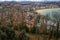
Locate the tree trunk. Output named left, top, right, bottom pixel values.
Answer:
left=55, top=22, right=59, bottom=40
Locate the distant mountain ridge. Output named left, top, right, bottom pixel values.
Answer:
left=0, top=1, right=60, bottom=5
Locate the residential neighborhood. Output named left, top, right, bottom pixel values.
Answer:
left=0, top=1, right=60, bottom=40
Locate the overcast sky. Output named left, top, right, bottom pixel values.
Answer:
left=0, top=0, right=60, bottom=2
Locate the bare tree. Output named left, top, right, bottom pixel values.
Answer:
left=52, top=12, right=60, bottom=40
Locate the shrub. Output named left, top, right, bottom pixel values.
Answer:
left=30, top=26, right=40, bottom=34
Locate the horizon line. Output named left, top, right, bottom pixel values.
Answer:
left=0, top=1, right=60, bottom=2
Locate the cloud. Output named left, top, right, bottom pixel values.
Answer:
left=30, top=0, right=43, bottom=1
left=5, top=0, right=12, bottom=1
left=0, top=0, right=60, bottom=2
